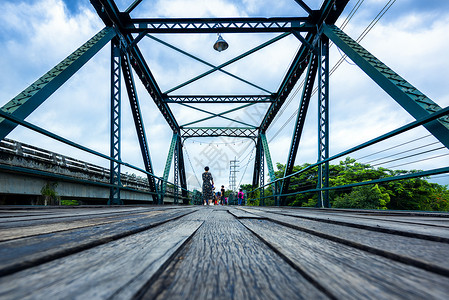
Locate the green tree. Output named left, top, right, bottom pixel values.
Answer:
left=40, top=182, right=60, bottom=206
left=240, top=157, right=449, bottom=211
left=240, top=183, right=258, bottom=206
left=429, top=184, right=449, bottom=211
left=385, top=176, right=445, bottom=211
left=275, top=163, right=319, bottom=207
left=333, top=184, right=390, bottom=209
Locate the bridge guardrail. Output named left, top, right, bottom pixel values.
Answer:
left=0, top=138, right=153, bottom=193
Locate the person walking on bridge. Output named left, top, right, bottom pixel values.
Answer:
left=220, top=185, right=226, bottom=205
left=238, top=188, right=244, bottom=206
left=202, top=166, right=214, bottom=205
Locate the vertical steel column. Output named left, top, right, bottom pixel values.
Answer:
left=252, top=137, right=261, bottom=188
left=173, top=139, right=180, bottom=205
left=317, top=36, right=330, bottom=208
left=260, top=133, right=277, bottom=204
left=259, top=139, right=265, bottom=206
left=161, top=133, right=178, bottom=204
left=109, top=38, right=122, bottom=205
left=176, top=134, right=188, bottom=204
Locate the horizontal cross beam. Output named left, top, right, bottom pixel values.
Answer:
left=164, top=95, right=275, bottom=103
left=127, top=17, right=314, bottom=33
left=181, top=127, right=258, bottom=139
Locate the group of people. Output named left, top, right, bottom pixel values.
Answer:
left=202, top=166, right=245, bottom=206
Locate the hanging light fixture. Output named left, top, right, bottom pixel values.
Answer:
left=213, top=33, right=229, bottom=52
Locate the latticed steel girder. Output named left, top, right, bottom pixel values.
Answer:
left=281, top=53, right=318, bottom=205
left=109, top=39, right=122, bottom=205
left=317, top=37, right=330, bottom=208
left=164, top=95, right=275, bottom=103
left=252, top=138, right=261, bottom=188
left=259, top=0, right=349, bottom=132
left=126, top=45, right=180, bottom=133
left=181, top=127, right=258, bottom=139
left=127, top=17, right=314, bottom=33
left=161, top=133, right=178, bottom=204
left=176, top=134, right=188, bottom=203
left=121, top=51, right=158, bottom=203
left=323, top=24, right=449, bottom=149
left=260, top=134, right=276, bottom=184
left=91, top=0, right=180, bottom=134
left=0, top=27, right=116, bottom=141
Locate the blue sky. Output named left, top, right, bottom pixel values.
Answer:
left=1, top=0, right=448, bottom=191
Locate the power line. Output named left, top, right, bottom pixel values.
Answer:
left=183, top=145, right=202, bottom=189
left=372, top=146, right=446, bottom=167
left=340, top=0, right=365, bottom=30
left=356, top=134, right=432, bottom=160
left=363, top=141, right=439, bottom=165
left=387, top=153, right=449, bottom=169
left=237, top=146, right=256, bottom=188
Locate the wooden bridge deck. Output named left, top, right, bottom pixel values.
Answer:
left=0, top=206, right=448, bottom=299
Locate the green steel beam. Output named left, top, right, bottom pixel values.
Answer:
left=259, top=0, right=349, bottom=133
left=147, top=34, right=271, bottom=94
left=180, top=103, right=257, bottom=128
left=161, top=133, right=178, bottom=204
left=181, top=127, right=258, bottom=139
left=121, top=51, right=158, bottom=204
left=164, top=95, right=275, bottom=103
left=260, top=133, right=276, bottom=183
left=323, top=24, right=449, bottom=149
left=260, top=133, right=277, bottom=204
left=281, top=53, right=318, bottom=205
left=109, top=38, right=122, bottom=205
left=125, top=0, right=142, bottom=13
left=252, top=138, right=260, bottom=188
left=127, top=17, right=313, bottom=33
left=317, top=37, right=330, bottom=208
left=0, top=27, right=116, bottom=141
left=165, top=32, right=290, bottom=94
left=176, top=134, right=188, bottom=203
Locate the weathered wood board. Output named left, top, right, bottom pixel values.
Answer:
left=238, top=207, right=449, bottom=273
left=137, top=208, right=327, bottom=300
left=0, top=205, right=447, bottom=299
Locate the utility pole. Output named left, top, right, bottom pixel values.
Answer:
left=229, top=158, right=239, bottom=192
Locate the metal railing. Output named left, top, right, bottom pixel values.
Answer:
left=0, top=110, right=193, bottom=204
left=248, top=106, right=449, bottom=206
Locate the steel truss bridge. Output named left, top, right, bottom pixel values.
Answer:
left=0, top=0, right=448, bottom=206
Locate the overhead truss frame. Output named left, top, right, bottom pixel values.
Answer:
left=2, top=0, right=445, bottom=207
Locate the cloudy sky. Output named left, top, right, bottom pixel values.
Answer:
left=1, top=0, right=449, bottom=192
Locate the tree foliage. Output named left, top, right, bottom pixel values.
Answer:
left=265, top=157, right=449, bottom=211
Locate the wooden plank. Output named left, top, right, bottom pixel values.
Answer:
left=0, top=210, right=170, bottom=241
left=239, top=207, right=449, bottom=275
left=240, top=219, right=449, bottom=299
left=243, top=207, right=449, bottom=242
left=294, top=210, right=449, bottom=228
left=0, top=206, right=164, bottom=225
left=0, top=212, right=203, bottom=299
left=227, top=207, right=267, bottom=219
left=0, top=208, right=197, bottom=276
left=137, top=207, right=328, bottom=300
